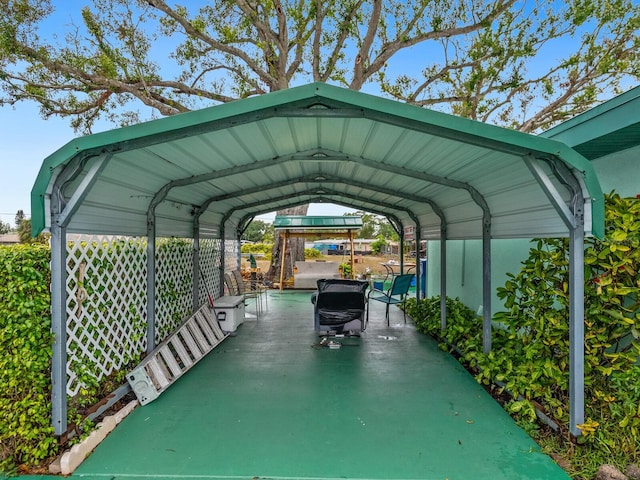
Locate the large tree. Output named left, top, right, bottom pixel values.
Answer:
left=1, top=0, right=638, bottom=273
left=2, top=0, right=638, bottom=133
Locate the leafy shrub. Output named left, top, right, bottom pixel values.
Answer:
left=304, top=248, right=322, bottom=259
left=241, top=242, right=272, bottom=260
left=406, top=295, right=483, bottom=352
left=0, top=244, right=57, bottom=473
left=371, top=235, right=387, bottom=254
left=407, top=193, right=640, bottom=479
left=0, top=237, right=209, bottom=474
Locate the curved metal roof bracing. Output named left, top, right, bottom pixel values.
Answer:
left=32, top=82, right=604, bottom=241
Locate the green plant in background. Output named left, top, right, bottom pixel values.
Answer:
left=406, top=193, right=640, bottom=479
left=0, top=244, right=57, bottom=473
left=304, top=248, right=323, bottom=259
left=370, top=235, right=387, bottom=255
left=339, top=262, right=352, bottom=277
left=241, top=242, right=273, bottom=254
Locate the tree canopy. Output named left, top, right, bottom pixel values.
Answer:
left=241, top=219, right=272, bottom=243
left=346, top=211, right=400, bottom=240
left=1, top=0, right=638, bottom=134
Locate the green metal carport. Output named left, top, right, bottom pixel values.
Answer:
left=31, top=82, right=603, bottom=438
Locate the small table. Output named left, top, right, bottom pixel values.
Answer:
left=380, top=262, right=416, bottom=283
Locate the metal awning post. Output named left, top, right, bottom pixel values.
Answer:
left=440, top=225, right=447, bottom=332
left=48, top=153, right=112, bottom=436
left=482, top=216, right=492, bottom=354
left=399, top=229, right=405, bottom=270
left=50, top=220, right=68, bottom=436
left=523, top=154, right=586, bottom=437
left=146, top=214, right=156, bottom=354
left=219, top=222, right=226, bottom=297
left=569, top=221, right=585, bottom=437
left=415, top=226, right=422, bottom=299
left=349, top=230, right=355, bottom=279
left=192, top=214, right=200, bottom=312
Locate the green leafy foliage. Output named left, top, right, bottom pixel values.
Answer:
left=370, top=236, right=387, bottom=255
left=241, top=220, right=272, bottom=243
left=0, top=244, right=56, bottom=473
left=339, top=262, right=352, bottom=277
left=241, top=242, right=273, bottom=259
left=17, top=219, right=48, bottom=244
left=0, top=238, right=205, bottom=473
left=406, top=193, right=640, bottom=478
left=304, top=248, right=322, bottom=259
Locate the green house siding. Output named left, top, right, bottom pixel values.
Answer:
left=427, top=239, right=532, bottom=313
left=436, top=86, right=640, bottom=313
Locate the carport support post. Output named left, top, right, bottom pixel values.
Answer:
left=415, top=228, right=421, bottom=299
left=440, top=226, right=447, bottom=332
left=146, top=217, right=156, bottom=354
left=482, top=217, right=492, bottom=353
left=220, top=223, right=226, bottom=296
left=523, top=154, right=586, bottom=436
left=192, top=216, right=200, bottom=312
left=569, top=222, right=585, bottom=437
left=50, top=220, right=68, bottom=436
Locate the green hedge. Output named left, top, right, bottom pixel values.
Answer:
left=0, top=244, right=57, bottom=473
left=0, top=238, right=209, bottom=473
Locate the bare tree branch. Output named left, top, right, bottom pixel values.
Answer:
left=1, top=0, right=637, bottom=134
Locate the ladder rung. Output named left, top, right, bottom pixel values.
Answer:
left=193, top=311, right=219, bottom=346
left=186, top=318, right=211, bottom=351
left=146, top=357, right=171, bottom=389
left=169, top=336, right=194, bottom=368
left=178, top=326, right=203, bottom=360
left=158, top=345, right=183, bottom=377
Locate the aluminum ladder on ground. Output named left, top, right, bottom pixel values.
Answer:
left=127, top=304, right=228, bottom=405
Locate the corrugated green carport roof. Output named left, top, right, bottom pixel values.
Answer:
left=31, top=82, right=603, bottom=240
left=273, top=215, right=362, bottom=230
left=541, top=84, right=640, bottom=160
left=35, top=82, right=602, bottom=439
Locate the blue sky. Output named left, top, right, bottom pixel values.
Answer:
left=0, top=103, right=72, bottom=226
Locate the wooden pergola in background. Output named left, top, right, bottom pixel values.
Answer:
left=273, top=215, right=362, bottom=290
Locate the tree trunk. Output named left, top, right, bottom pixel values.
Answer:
left=265, top=204, right=309, bottom=283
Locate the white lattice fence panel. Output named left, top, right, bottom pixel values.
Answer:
left=224, top=240, right=239, bottom=272
left=66, top=236, right=147, bottom=396
left=155, top=238, right=194, bottom=343
left=198, top=239, right=222, bottom=304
